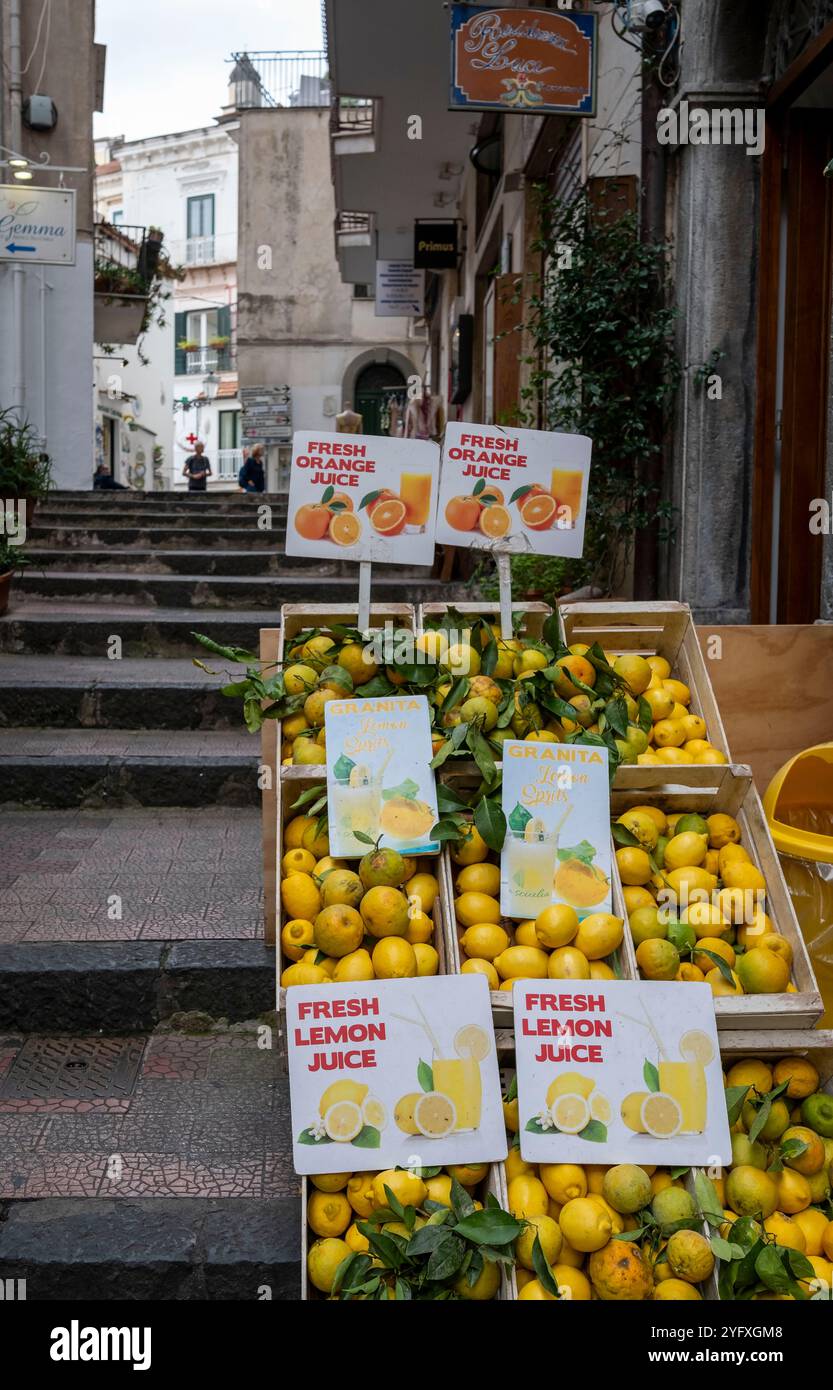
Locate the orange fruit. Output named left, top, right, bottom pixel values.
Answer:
left=366, top=487, right=397, bottom=515
left=519, top=492, right=558, bottom=530
left=478, top=504, right=511, bottom=538
left=477, top=484, right=504, bottom=504
left=326, top=491, right=354, bottom=512
left=295, top=503, right=331, bottom=540
left=445, top=495, right=481, bottom=531
left=329, top=511, right=362, bottom=546
left=370, top=497, right=407, bottom=536
left=556, top=654, right=596, bottom=697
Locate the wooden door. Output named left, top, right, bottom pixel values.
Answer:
left=493, top=271, right=523, bottom=425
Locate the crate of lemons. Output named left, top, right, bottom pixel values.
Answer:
left=304, top=1159, right=522, bottom=1301
left=699, top=1052, right=833, bottom=1300
left=447, top=822, right=628, bottom=995
left=501, top=1077, right=714, bottom=1300
left=613, top=805, right=797, bottom=997
left=280, top=804, right=442, bottom=987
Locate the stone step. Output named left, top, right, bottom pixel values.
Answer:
left=0, top=603, right=275, bottom=657
left=0, top=657, right=248, bottom=730
left=25, top=525, right=285, bottom=550
left=23, top=547, right=436, bottom=579
left=0, top=1197, right=299, bottom=1301
left=0, top=729, right=260, bottom=807
left=46, top=490, right=288, bottom=503
left=15, top=570, right=452, bottom=609
left=31, top=507, right=288, bottom=529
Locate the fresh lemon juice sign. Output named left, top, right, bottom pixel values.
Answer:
left=286, top=431, right=439, bottom=565
left=500, top=740, right=612, bottom=921
left=513, top=981, right=730, bottom=1165
left=325, top=694, right=440, bottom=858
left=286, top=976, right=508, bottom=1174
left=435, top=423, right=591, bottom=558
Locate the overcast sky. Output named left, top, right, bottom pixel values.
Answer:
left=94, top=0, right=324, bottom=141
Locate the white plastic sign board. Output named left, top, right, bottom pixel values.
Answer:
left=500, top=740, right=612, bottom=921
left=285, top=431, right=439, bottom=565
left=0, top=185, right=76, bottom=265
left=287, top=976, right=508, bottom=1174
left=375, top=259, right=425, bottom=316
left=513, top=980, right=731, bottom=1166
left=324, top=694, right=439, bottom=858
left=435, top=422, right=591, bottom=557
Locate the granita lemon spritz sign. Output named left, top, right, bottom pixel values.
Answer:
left=285, top=431, right=439, bottom=566
left=513, top=981, right=730, bottom=1166
left=286, top=976, right=507, bottom=1174
left=500, top=740, right=612, bottom=921
left=324, top=694, right=440, bottom=858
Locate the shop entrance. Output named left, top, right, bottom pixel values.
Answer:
left=353, top=362, right=406, bottom=436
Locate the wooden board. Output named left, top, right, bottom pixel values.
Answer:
left=696, top=625, right=833, bottom=792
left=612, top=765, right=823, bottom=1030
left=419, top=600, right=552, bottom=641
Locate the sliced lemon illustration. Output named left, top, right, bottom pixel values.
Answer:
left=323, top=1099, right=364, bottom=1142
left=348, top=763, right=372, bottom=788
left=546, top=1071, right=595, bottom=1108
left=524, top=816, right=548, bottom=843
left=678, top=1029, right=715, bottom=1066
left=550, top=1092, right=591, bottom=1134
left=453, top=1023, right=490, bottom=1061
left=640, top=1092, right=682, bottom=1139
left=318, top=1080, right=368, bottom=1118
left=362, top=1095, right=387, bottom=1130
left=589, top=1092, right=611, bottom=1124
left=414, top=1091, right=457, bottom=1138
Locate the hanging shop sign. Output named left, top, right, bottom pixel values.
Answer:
left=285, top=431, right=440, bottom=566
left=435, top=421, right=591, bottom=559
left=500, top=739, right=612, bottom=922
left=287, top=975, right=508, bottom=1174
left=414, top=220, right=459, bottom=270
left=449, top=5, right=597, bottom=117
left=375, top=260, right=425, bottom=317
left=514, top=980, right=732, bottom=1166
left=0, top=185, right=76, bottom=265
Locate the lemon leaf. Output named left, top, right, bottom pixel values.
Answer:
left=724, top=1084, right=750, bottom=1126
left=352, top=1125, right=381, bottom=1148
left=417, top=1058, right=434, bottom=1093
left=332, top=753, right=356, bottom=782
left=694, top=1172, right=725, bottom=1227
left=532, top=1234, right=560, bottom=1296
left=473, top=795, right=506, bottom=853
left=577, top=1119, right=607, bottom=1142
left=643, top=1059, right=660, bottom=1093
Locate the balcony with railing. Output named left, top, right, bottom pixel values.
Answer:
left=227, top=50, right=329, bottom=109
left=182, top=345, right=233, bottom=375
left=168, top=231, right=237, bottom=269
left=217, top=448, right=244, bottom=481
left=331, top=96, right=377, bottom=155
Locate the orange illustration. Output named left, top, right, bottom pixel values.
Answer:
left=329, top=511, right=362, bottom=546
left=519, top=492, right=558, bottom=530
left=365, top=487, right=397, bottom=516
left=326, top=491, right=354, bottom=512
left=445, top=495, right=482, bottom=531
left=478, top=504, right=511, bottom=538
left=295, top=503, right=331, bottom=540
left=370, top=497, right=407, bottom=536
left=480, top=485, right=504, bottom=505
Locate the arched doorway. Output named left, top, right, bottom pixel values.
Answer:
left=353, top=361, right=406, bottom=436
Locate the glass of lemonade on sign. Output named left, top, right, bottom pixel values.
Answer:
left=400, top=473, right=432, bottom=533
left=330, top=764, right=381, bottom=855
left=658, top=1061, right=707, bottom=1135
left=432, top=1054, right=482, bottom=1131
left=507, top=817, right=558, bottom=918
left=550, top=468, right=584, bottom=528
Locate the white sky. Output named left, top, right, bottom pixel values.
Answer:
left=94, top=0, right=324, bottom=141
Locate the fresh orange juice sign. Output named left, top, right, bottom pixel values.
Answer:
left=286, top=976, right=507, bottom=1174
left=435, top=422, right=590, bottom=557
left=513, top=981, right=730, bottom=1165
left=286, top=431, right=440, bottom=565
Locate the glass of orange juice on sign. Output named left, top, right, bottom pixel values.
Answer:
left=550, top=469, right=584, bottom=528
left=432, top=1054, right=482, bottom=1131
left=658, top=1061, right=707, bottom=1134
left=400, top=473, right=432, bottom=533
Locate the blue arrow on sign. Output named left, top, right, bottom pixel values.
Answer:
left=6, top=243, right=36, bottom=254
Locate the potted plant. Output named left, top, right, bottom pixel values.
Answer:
left=208, top=335, right=230, bottom=349
left=177, top=338, right=199, bottom=352
left=0, top=535, right=30, bottom=616
left=0, top=407, right=53, bottom=526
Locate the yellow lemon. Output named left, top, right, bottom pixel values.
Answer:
left=616, top=846, right=653, bottom=886
left=450, top=824, right=489, bottom=865
left=281, top=847, right=316, bottom=876
left=280, top=872, right=321, bottom=921
left=540, top=1164, right=587, bottom=1204
left=772, top=1056, right=820, bottom=1099
left=653, top=718, right=687, bottom=748
left=460, top=923, right=511, bottom=961
left=313, top=903, right=364, bottom=957
left=284, top=662, right=318, bottom=695
left=344, top=1222, right=369, bottom=1254
left=404, top=910, right=434, bottom=944
left=662, top=678, right=691, bottom=705
left=461, top=957, right=499, bottom=989
left=320, top=868, right=364, bottom=909
left=663, top=831, right=708, bottom=871
left=707, top=813, right=742, bottom=848
left=360, top=885, right=410, bottom=938
left=681, top=901, right=729, bottom=939
left=590, top=961, right=616, bottom=980
left=573, top=912, right=624, bottom=960
left=559, top=1196, right=612, bottom=1252
left=722, top=861, right=767, bottom=894
left=372, top=1169, right=426, bottom=1210
left=793, top=1207, right=830, bottom=1256
left=280, top=917, right=315, bottom=961
left=508, top=1174, right=549, bottom=1218
left=332, top=948, right=375, bottom=982
left=775, top=1168, right=812, bottom=1215
left=307, top=1189, right=352, bottom=1238
left=515, top=1213, right=563, bottom=1270
left=280, top=962, right=328, bottom=987
left=346, top=1173, right=376, bottom=1217
left=455, top=891, right=501, bottom=927
left=613, top=654, right=652, bottom=694
left=307, top=1237, right=351, bottom=1293
left=371, top=937, right=417, bottom=979
left=763, top=1213, right=807, bottom=1253
left=442, top=642, right=481, bottom=677
left=405, top=871, right=439, bottom=914
left=455, top=862, right=501, bottom=896
left=494, top=945, right=549, bottom=980
left=515, top=920, right=539, bottom=947
left=623, top=885, right=656, bottom=913
left=653, top=1278, right=702, bottom=1301
left=706, top=966, right=744, bottom=996
left=617, top=809, right=660, bottom=849
left=547, top=946, right=590, bottom=979
left=535, top=902, right=579, bottom=948
left=413, top=943, right=439, bottom=976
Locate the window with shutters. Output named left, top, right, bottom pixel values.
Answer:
left=175, top=304, right=232, bottom=375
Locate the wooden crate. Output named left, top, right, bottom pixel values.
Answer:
left=301, top=1162, right=516, bottom=1300
left=275, top=768, right=450, bottom=1069
left=703, top=1031, right=833, bottom=1300
left=611, top=764, right=823, bottom=1029
left=559, top=600, right=731, bottom=763
left=439, top=769, right=638, bottom=1025
left=418, top=599, right=551, bottom=641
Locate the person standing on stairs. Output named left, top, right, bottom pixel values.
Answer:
left=182, top=441, right=212, bottom=492
left=238, top=442, right=266, bottom=493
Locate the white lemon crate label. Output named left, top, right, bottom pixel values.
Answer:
left=287, top=976, right=508, bottom=1174
left=500, top=740, right=612, bottom=921
left=435, top=422, right=591, bottom=558
left=325, top=693, right=440, bottom=859
left=513, top=981, right=731, bottom=1166
left=285, top=431, right=439, bottom=565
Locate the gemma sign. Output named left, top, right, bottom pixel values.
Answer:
left=0, top=185, right=76, bottom=265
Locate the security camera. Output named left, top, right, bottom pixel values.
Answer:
left=629, top=1, right=668, bottom=31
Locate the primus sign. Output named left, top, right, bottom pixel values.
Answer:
left=449, top=4, right=597, bottom=117
left=0, top=186, right=76, bottom=265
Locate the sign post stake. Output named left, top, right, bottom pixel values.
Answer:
left=357, top=559, right=372, bottom=633
left=497, top=551, right=513, bottom=639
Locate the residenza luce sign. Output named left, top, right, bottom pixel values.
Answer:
left=449, top=4, right=597, bottom=117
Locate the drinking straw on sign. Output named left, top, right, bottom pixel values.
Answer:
left=389, top=999, right=442, bottom=1056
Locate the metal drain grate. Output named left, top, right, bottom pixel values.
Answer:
left=0, top=1037, right=145, bottom=1100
